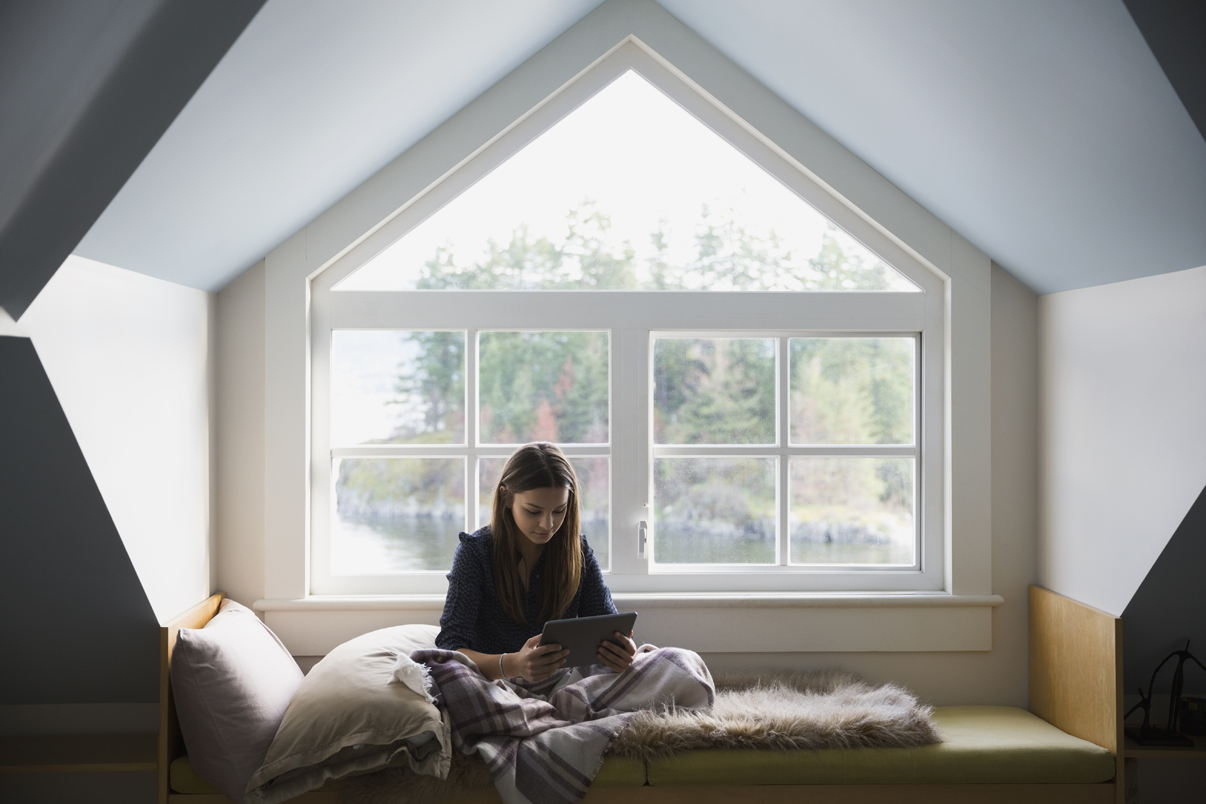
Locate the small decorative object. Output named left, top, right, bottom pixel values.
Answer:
left=1125, top=640, right=1206, bottom=747
left=1178, top=696, right=1206, bottom=737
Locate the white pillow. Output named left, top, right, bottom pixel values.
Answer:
left=171, top=599, right=304, bottom=804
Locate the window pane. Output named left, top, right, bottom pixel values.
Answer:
left=331, top=331, right=465, bottom=445
left=654, top=338, right=776, bottom=444
left=331, top=458, right=465, bottom=573
left=478, top=331, right=608, bottom=444
left=479, top=456, right=609, bottom=570
left=789, top=458, right=914, bottom=565
left=338, top=70, right=916, bottom=293
left=789, top=337, right=914, bottom=445
left=654, top=458, right=776, bottom=564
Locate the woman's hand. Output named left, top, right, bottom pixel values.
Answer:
left=507, top=635, right=569, bottom=681
left=597, top=631, right=637, bottom=673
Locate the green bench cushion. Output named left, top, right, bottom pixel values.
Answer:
left=170, top=755, right=224, bottom=794
left=171, top=755, right=341, bottom=794
left=170, top=754, right=645, bottom=794
left=645, top=706, right=1116, bottom=786
left=591, top=756, right=647, bottom=786
left=173, top=707, right=1113, bottom=793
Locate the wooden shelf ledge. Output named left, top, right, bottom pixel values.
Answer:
left=1123, top=733, right=1206, bottom=759
left=0, top=734, right=157, bottom=773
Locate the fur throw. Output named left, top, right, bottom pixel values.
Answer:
left=339, top=669, right=939, bottom=804
left=608, top=668, right=939, bottom=759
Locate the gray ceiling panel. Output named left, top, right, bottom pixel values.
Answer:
left=0, top=0, right=266, bottom=318
left=1124, top=0, right=1206, bottom=143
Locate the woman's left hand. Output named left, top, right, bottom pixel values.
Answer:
left=597, top=631, right=637, bottom=673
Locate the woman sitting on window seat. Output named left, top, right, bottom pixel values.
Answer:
left=415, top=441, right=714, bottom=804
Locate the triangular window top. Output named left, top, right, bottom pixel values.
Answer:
left=338, top=70, right=917, bottom=292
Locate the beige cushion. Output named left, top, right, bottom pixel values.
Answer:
left=245, top=625, right=450, bottom=804
left=171, top=599, right=304, bottom=804
left=646, top=706, right=1116, bottom=786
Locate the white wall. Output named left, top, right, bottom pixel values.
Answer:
left=1039, top=264, right=1206, bottom=616
left=206, top=0, right=1039, bottom=704
left=235, top=263, right=1039, bottom=706
left=20, top=256, right=215, bottom=624
left=216, top=261, right=266, bottom=608
left=210, top=0, right=1033, bottom=703
left=254, top=0, right=996, bottom=661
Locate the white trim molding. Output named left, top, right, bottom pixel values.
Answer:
left=255, top=594, right=1003, bottom=655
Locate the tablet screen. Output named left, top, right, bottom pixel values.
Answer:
left=539, top=612, right=638, bottom=668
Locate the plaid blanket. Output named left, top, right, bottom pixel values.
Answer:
left=410, top=647, right=714, bottom=804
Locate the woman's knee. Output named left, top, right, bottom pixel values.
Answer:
left=639, top=645, right=705, bottom=668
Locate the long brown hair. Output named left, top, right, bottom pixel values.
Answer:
left=491, top=442, right=582, bottom=625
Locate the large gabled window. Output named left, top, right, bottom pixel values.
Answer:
left=309, top=42, right=944, bottom=596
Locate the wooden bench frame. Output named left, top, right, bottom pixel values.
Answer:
left=160, top=586, right=1124, bottom=804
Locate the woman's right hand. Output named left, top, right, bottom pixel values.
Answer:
left=506, top=635, right=569, bottom=681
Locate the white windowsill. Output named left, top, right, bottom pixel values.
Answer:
left=253, top=594, right=1002, bottom=656
left=253, top=593, right=1003, bottom=611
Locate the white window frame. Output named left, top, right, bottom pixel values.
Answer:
left=307, top=42, right=946, bottom=597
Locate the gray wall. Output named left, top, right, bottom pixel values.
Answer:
left=0, top=336, right=158, bottom=705
left=1121, top=485, right=1206, bottom=804
left=1123, top=483, right=1206, bottom=696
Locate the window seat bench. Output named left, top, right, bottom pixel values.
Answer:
left=168, top=705, right=1115, bottom=801
left=159, top=587, right=1125, bottom=804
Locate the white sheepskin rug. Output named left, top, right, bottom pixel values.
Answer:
left=340, top=669, right=938, bottom=803
left=608, top=668, right=939, bottom=759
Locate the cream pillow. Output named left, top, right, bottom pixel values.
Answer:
left=244, top=624, right=449, bottom=804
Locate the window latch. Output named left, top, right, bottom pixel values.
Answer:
left=638, top=520, right=647, bottom=558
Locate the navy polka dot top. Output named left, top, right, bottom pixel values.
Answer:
left=435, top=526, right=617, bottom=655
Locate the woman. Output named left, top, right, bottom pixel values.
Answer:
left=435, top=442, right=637, bottom=681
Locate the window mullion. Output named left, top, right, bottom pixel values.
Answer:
left=779, top=336, right=790, bottom=566
left=652, top=444, right=916, bottom=457
left=466, top=328, right=478, bottom=535
left=609, top=327, right=647, bottom=577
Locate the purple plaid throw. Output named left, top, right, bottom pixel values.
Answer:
left=411, top=647, right=713, bottom=804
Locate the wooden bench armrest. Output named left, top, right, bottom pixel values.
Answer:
left=1028, top=585, right=1122, bottom=803
left=159, top=593, right=225, bottom=804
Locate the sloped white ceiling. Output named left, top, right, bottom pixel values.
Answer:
left=75, top=0, right=607, bottom=291
left=656, top=0, right=1206, bottom=294
left=75, top=0, right=1206, bottom=295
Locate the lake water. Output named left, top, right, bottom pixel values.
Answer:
left=331, top=514, right=610, bottom=574
left=655, top=524, right=913, bottom=565
left=331, top=514, right=908, bottom=574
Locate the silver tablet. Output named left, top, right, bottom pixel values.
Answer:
left=539, top=611, right=638, bottom=668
